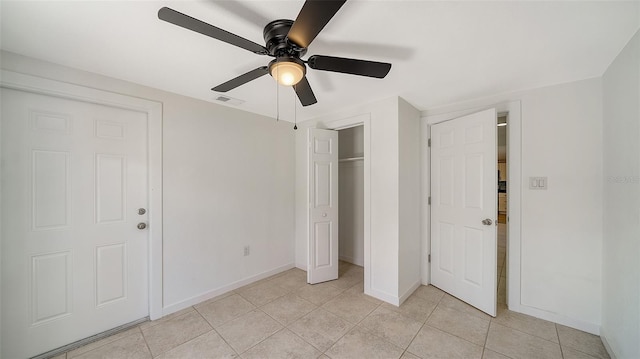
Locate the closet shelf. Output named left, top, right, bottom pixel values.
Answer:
left=339, top=156, right=364, bottom=162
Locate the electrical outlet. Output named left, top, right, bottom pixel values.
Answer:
left=529, top=177, right=548, bottom=190
left=243, top=246, right=250, bottom=256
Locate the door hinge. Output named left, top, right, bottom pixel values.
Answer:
left=428, top=254, right=431, bottom=263
left=428, top=196, right=431, bottom=205
left=428, top=138, right=431, bottom=147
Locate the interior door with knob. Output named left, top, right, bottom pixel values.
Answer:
left=307, top=128, right=339, bottom=284
left=1, top=88, right=150, bottom=358
left=430, top=108, right=497, bottom=316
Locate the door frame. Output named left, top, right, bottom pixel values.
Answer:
left=0, top=70, right=164, bottom=320
left=317, top=113, right=372, bottom=296
left=421, top=100, right=522, bottom=310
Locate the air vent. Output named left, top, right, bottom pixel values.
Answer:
left=214, top=95, right=245, bottom=106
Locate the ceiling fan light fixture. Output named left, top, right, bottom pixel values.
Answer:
left=269, top=57, right=306, bottom=86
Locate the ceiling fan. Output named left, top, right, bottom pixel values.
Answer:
left=158, top=0, right=392, bottom=107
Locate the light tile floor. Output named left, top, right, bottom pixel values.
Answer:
left=51, top=232, right=608, bottom=359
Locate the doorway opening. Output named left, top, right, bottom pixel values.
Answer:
left=337, top=125, right=365, bottom=288
left=497, top=113, right=508, bottom=306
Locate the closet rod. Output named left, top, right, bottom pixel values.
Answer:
left=339, top=156, right=364, bottom=162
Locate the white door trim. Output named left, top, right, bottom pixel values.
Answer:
left=0, top=69, right=164, bottom=320
left=422, top=100, right=522, bottom=310
left=321, top=114, right=373, bottom=297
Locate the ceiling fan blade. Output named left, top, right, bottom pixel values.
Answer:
left=158, top=7, right=268, bottom=55
left=212, top=66, right=269, bottom=92
left=287, top=0, right=346, bottom=48
left=308, top=55, right=391, bottom=78
left=293, top=77, right=318, bottom=106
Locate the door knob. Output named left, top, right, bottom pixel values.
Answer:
left=482, top=218, right=493, bottom=226
left=137, top=222, right=147, bottom=230
left=138, top=208, right=146, bottom=215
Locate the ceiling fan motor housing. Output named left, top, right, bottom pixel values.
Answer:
left=263, top=19, right=307, bottom=58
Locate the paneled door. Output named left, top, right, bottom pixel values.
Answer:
left=1, top=88, right=149, bottom=358
left=307, top=128, right=339, bottom=284
left=430, top=108, right=497, bottom=316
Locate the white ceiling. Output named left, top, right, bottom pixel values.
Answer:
left=1, top=1, right=638, bottom=122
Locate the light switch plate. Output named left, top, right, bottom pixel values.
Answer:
left=529, top=177, right=548, bottom=190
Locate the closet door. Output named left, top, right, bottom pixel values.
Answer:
left=307, top=128, right=339, bottom=284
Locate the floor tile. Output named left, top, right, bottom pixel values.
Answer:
left=325, top=326, right=404, bottom=359
left=296, top=282, right=345, bottom=306
left=485, top=322, right=562, bottom=359
left=382, top=294, right=438, bottom=323
left=483, top=348, right=512, bottom=359
left=236, top=280, right=289, bottom=306
left=288, top=308, right=354, bottom=352
left=562, top=346, right=602, bottom=359
left=141, top=310, right=212, bottom=357
left=241, top=328, right=321, bottom=359
left=400, top=352, right=421, bottom=359
left=321, top=291, right=379, bottom=324
left=426, top=305, right=490, bottom=346
left=139, top=307, right=194, bottom=331
left=73, top=331, right=151, bottom=359
left=359, top=306, right=423, bottom=349
left=438, top=294, right=492, bottom=321
left=216, top=309, right=282, bottom=354
left=497, top=277, right=506, bottom=304
left=407, top=325, right=483, bottom=359
left=195, top=293, right=255, bottom=327
left=268, top=268, right=308, bottom=292
left=327, top=268, right=364, bottom=290
left=493, top=304, right=558, bottom=343
left=190, top=291, right=236, bottom=311
left=155, top=331, right=237, bottom=359
left=338, top=262, right=363, bottom=277
left=412, top=285, right=445, bottom=303
left=261, top=293, right=317, bottom=325
left=344, top=282, right=383, bottom=305
left=557, top=325, right=610, bottom=359
left=67, top=327, right=141, bottom=358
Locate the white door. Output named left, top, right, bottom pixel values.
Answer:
left=430, top=108, right=497, bottom=316
left=1, top=88, right=150, bottom=358
left=307, top=128, right=339, bottom=284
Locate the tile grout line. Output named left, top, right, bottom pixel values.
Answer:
left=490, top=318, right=564, bottom=347
left=482, top=316, right=493, bottom=358
left=138, top=323, right=156, bottom=358
left=556, top=323, right=565, bottom=359
left=148, top=307, right=215, bottom=358
left=401, top=290, right=446, bottom=358
left=192, top=306, right=241, bottom=358
left=314, top=285, right=387, bottom=357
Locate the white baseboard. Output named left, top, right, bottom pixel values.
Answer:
left=399, top=280, right=422, bottom=305
left=160, top=263, right=295, bottom=317
left=599, top=327, right=618, bottom=359
left=366, top=286, right=401, bottom=306
left=507, top=302, right=600, bottom=335
left=339, top=255, right=364, bottom=267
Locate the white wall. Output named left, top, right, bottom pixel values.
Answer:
left=421, top=77, right=604, bottom=333
left=601, top=29, right=640, bottom=359
left=398, top=98, right=422, bottom=299
left=295, top=97, right=421, bottom=305
left=0, top=51, right=296, bottom=315
left=295, top=97, right=400, bottom=302
left=519, top=78, right=603, bottom=330
left=338, top=126, right=365, bottom=266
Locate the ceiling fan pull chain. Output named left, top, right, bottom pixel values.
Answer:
left=294, top=92, right=298, bottom=130
left=276, top=65, right=280, bottom=122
